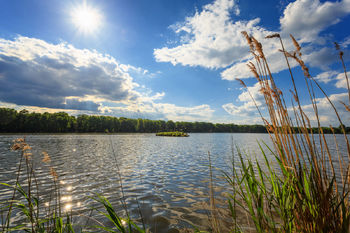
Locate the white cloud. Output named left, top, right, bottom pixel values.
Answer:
left=154, top=0, right=263, bottom=69
left=0, top=36, right=139, bottom=111
left=120, top=64, right=149, bottom=75
left=342, top=36, right=350, bottom=48
left=99, top=102, right=215, bottom=122
left=154, top=0, right=350, bottom=81
left=314, top=70, right=339, bottom=83
left=315, top=70, right=350, bottom=89
left=280, top=0, right=350, bottom=42
left=298, top=92, right=350, bottom=126
left=0, top=36, right=216, bottom=122
left=222, top=79, right=350, bottom=126
left=335, top=72, right=350, bottom=89
left=221, top=49, right=299, bottom=80
left=222, top=82, right=264, bottom=117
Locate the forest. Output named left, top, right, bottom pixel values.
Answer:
left=0, top=108, right=348, bottom=134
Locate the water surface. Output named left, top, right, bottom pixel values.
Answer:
left=0, top=133, right=348, bottom=232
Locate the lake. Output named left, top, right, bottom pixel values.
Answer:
left=0, top=133, right=348, bottom=232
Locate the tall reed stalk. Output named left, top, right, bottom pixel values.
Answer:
left=227, top=32, right=350, bottom=232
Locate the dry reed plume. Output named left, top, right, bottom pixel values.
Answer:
left=228, top=32, right=350, bottom=233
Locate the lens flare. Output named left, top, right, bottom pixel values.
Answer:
left=71, top=4, right=102, bottom=33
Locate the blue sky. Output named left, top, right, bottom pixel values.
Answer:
left=0, top=0, right=349, bottom=125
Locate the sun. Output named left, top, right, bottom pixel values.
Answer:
left=71, top=4, right=102, bottom=33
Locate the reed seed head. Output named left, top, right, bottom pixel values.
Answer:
left=42, top=151, right=51, bottom=163
left=290, top=34, right=302, bottom=56
left=50, top=167, right=58, bottom=181
left=340, top=101, right=350, bottom=112
left=11, top=138, right=29, bottom=151
left=265, top=33, right=280, bottom=39
left=251, top=36, right=264, bottom=58
left=334, top=42, right=340, bottom=51
left=247, top=62, right=260, bottom=81
left=242, top=31, right=254, bottom=51
left=236, top=78, right=247, bottom=88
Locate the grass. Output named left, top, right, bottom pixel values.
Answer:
left=1, top=138, right=75, bottom=232
left=1, top=33, right=350, bottom=232
left=156, top=131, right=189, bottom=137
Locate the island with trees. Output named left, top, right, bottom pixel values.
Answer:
left=156, top=131, right=189, bottom=137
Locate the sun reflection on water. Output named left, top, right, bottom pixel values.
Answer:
left=64, top=203, right=72, bottom=212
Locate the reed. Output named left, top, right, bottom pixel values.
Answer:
left=1, top=138, right=75, bottom=232
left=225, top=32, right=350, bottom=232
left=0, top=138, right=146, bottom=233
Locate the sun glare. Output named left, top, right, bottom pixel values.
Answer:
left=71, top=4, right=102, bottom=33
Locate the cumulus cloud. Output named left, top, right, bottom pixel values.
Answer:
left=222, top=79, right=350, bottom=126
left=298, top=93, right=350, bottom=125
left=222, top=82, right=264, bottom=117
left=315, top=70, right=350, bottom=89
left=335, top=72, right=350, bottom=89
left=154, top=0, right=264, bottom=69
left=154, top=0, right=350, bottom=81
left=0, top=36, right=139, bottom=111
left=120, top=64, right=150, bottom=76
left=98, top=102, right=215, bottom=122
left=280, top=0, right=350, bottom=42
left=314, top=70, right=339, bottom=83
left=0, top=36, right=216, bottom=122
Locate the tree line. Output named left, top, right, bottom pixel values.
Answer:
left=0, top=108, right=348, bottom=134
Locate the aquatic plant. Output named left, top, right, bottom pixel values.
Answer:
left=1, top=138, right=75, bottom=232
left=0, top=138, right=145, bottom=233
left=223, top=33, right=350, bottom=232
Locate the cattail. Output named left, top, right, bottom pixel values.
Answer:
left=42, top=151, right=51, bottom=163
left=265, top=33, right=280, bottom=39
left=290, top=34, right=302, bottom=57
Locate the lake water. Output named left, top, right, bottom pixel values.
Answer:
left=0, top=133, right=348, bottom=232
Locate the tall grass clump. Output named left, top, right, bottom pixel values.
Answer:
left=225, top=33, right=350, bottom=232
left=0, top=138, right=75, bottom=232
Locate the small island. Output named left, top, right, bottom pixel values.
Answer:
left=156, top=131, right=189, bottom=137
